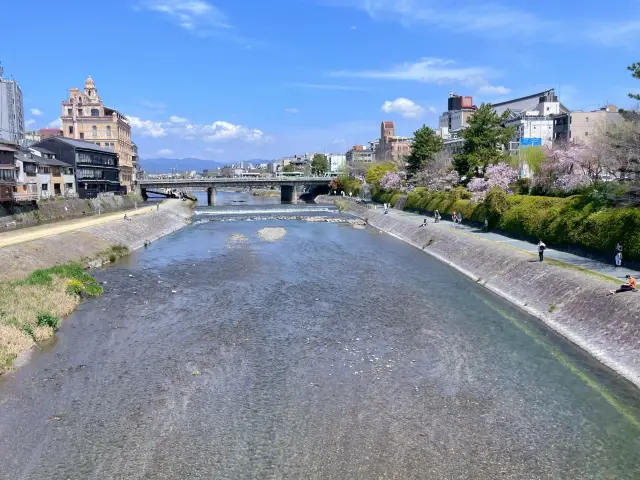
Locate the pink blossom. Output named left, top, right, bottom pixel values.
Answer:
left=467, top=163, right=518, bottom=201
left=380, top=171, right=403, bottom=189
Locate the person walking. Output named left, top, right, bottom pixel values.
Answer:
left=434, top=210, right=441, bottom=223
left=615, top=243, right=623, bottom=267
left=484, top=218, right=489, bottom=232
left=452, top=211, right=457, bottom=224
left=538, top=240, right=546, bottom=261
left=457, top=212, right=463, bottom=224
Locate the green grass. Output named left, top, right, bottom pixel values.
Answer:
left=36, top=312, right=61, bottom=329
left=16, top=263, right=95, bottom=287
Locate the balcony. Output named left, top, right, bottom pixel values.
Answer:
left=13, top=192, right=38, bottom=202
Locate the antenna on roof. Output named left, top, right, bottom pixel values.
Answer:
left=0, top=61, right=3, bottom=78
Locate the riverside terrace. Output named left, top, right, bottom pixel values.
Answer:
left=139, top=177, right=332, bottom=204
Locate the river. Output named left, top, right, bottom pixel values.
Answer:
left=0, top=192, right=639, bottom=479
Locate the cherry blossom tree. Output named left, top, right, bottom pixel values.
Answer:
left=412, top=169, right=460, bottom=191
left=539, top=145, right=594, bottom=192
left=379, top=171, right=403, bottom=190
left=466, top=163, right=518, bottom=201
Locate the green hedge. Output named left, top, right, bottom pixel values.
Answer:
left=373, top=187, right=640, bottom=259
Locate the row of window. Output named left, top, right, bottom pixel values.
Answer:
left=78, top=153, right=116, bottom=166
left=78, top=169, right=119, bottom=181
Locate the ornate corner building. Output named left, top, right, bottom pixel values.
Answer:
left=60, top=77, right=134, bottom=193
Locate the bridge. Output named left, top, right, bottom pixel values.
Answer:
left=138, top=177, right=332, bottom=205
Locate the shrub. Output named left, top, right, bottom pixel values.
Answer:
left=84, top=284, right=104, bottom=297
left=23, top=324, right=35, bottom=339
left=109, top=254, right=117, bottom=263
left=66, top=279, right=84, bottom=296
left=36, top=312, right=61, bottom=329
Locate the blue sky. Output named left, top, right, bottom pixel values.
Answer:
left=3, top=0, right=640, bottom=163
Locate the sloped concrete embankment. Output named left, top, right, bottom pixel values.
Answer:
left=0, top=195, right=140, bottom=231
left=333, top=198, right=640, bottom=388
left=0, top=201, right=194, bottom=281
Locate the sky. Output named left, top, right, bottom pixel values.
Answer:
left=2, top=0, right=640, bottom=163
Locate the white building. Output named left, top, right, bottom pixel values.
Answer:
left=326, top=153, right=346, bottom=173
left=0, top=65, right=25, bottom=146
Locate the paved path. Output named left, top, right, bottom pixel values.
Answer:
left=372, top=204, right=637, bottom=281
left=0, top=200, right=176, bottom=249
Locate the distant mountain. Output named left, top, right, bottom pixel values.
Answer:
left=139, top=157, right=275, bottom=174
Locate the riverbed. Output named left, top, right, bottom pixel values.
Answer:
left=0, top=193, right=638, bottom=479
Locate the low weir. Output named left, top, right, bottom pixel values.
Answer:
left=195, top=203, right=338, bottom=217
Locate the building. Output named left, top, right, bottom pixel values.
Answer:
left=32, top=136, right=120, bottom=198
left=24, top=130, right=41, bottom=145
left=346, top=145, right=374, bottom=163
left=378, top=121, right=412, bottom=164
left=29, top=147, right=76, bottom=198
left=438, top=93, right=476, bottom=139
left=39, top=128, right=62, bottom=139
left=0, top=65, right=25, bottom=146
left=0, top=143, right=17, bottom=201
left=327, top=154, right=346, bottom=173
left=492, top=89, right=570, bottom=152
left=553, top=105, right=621, bottom=147
left=132, top=141, right=139, bottom=182
left=60, top=77, right=134, bottom=192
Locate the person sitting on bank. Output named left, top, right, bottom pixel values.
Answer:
left=608, top=275, right=637, bottom=295
left=124, top=214, right=131, bottom=221
left=418, top=218, right=427, bottom=228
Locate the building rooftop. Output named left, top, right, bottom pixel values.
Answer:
left=35, top=157, right=72, bottom=167
left=49, top=136, right=118, bottom=154
left=30, top=146, right=56, bottom=156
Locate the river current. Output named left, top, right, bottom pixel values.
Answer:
left=0, top=191, right=639, bottom=479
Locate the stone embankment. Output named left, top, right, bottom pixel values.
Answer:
left=0, top=200, right=194, bottom=281
left=0, top=195, right=142, bottom=231
left=324, top=197, right=640, bottom=389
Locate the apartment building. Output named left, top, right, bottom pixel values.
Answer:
left=0, top=65, right=25, bottom=146
left=60, top=77, right=134, bottom=192
left=0, top=143, right=17, bottom=202
left=378, top=121, right=412, bottom=164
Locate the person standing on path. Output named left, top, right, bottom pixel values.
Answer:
left=452, top=211, right=457, bottom=224
left=538, top=240, right=546, bottom=261
left=457, top=212, right=463, bottom=224
left=615, top=243, right=623, bottom=267
left=484, top=218, right=489, bottom=232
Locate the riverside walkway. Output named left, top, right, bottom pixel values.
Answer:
left=364, top=201, right=638, bottom=281
left=0, top=199, right=179, bottom=249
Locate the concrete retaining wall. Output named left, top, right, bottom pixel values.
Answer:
left=326, top=197, right=640, bottom=388
left=0, top=201, right=194, bottom=281
left=0, top=196, right=140, bottom=231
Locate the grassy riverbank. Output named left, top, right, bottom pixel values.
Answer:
left=0, top=246, right=128, bottom=373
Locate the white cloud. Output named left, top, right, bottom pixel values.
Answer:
left=126, top=115, right=267, bottom=142
left=47, top=118, right=62, bottom=128
left=289, top=82, right=373, bottom=91
left=139, top=0, right=230, bottom=31
left=205, top=147, right=224, bottom=153
left=30, top=108, right=43, bottom=117
left=350, top=26, right=357, bottom=30
left=169, top=115, right=189, bottom=123
left=285, top=108, right=299, bottom=114
left=381, top=98, right=425, bottom=118
left=156, top=148, right=175, bottom=156
left=127, top=116, right=167, bottom=137
left=332, top=139, right=346, bottom=144
left=428, top=106, right=438, bottom=114
left=331, top=58, right=493, bottom=87
left=25, top=119, right=37, bottom=127
left=476, top=85, right=511, bottom=95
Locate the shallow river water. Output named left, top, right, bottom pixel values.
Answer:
left=0, top=193, right=639, bottom=479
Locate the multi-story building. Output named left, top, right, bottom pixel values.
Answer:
left=60, top=77, right=134, bottom=192
left=32, top=136, right=120, bottom=198
left=39, top=128, right=62, bottom=139
left=132, top=141, right=140, bottom=183
left=346, top=145, right=374, bottom=164
left=438, top=93, right=476, bottom=139
left=0, top=65, right=25, bottom=146
left=378, top=121, right=412, bottom=164
left=553, top=105, right=621, bottom=147
left=0, top=143, right=18, bottom=202
left=24, top=130, right=41, bottom=146
left=29, top=146, right=76, bottom=197
left=326, top=154, right=346, bottom=173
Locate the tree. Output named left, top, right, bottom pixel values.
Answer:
left=466, top=163, right=519, bottom=201
left=453, top=103, right=515, bottom=179
left=519, top=146, right=546, bottom=176
left=365, top=163, right=396, bottom=186
left=412, top=168, right=459, bottom=191
left=406, top=125, right=443, bottom=175
left=282, top=163, right=296, bottom=172
left=629, top=62, right=640, bottom=100
left=311, top=154, right=328, bottom=175
left=379, top=171, right=403, bottom=190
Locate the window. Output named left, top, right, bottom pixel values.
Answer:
left=78, top=109, right=83, bottom=116
left=586, top=117, right=589, bottom=122
left=80, top=132, right=84, bottom=139
left=41, top=184, right=48, bottom=191
left=91, top=109, right=99, bottom=117
left=585, top=132, right=588, bottom=136
left=68, top=126, right=73, bottom=134
left=106, top=126, right=111, bottom=137
left=65, top=183, right=73, bottom=190
left=92, top=126, right=97, bottom=137
left=67, top=108, right=72, bottom=115
left=40, top=166, right=51, bottom=174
